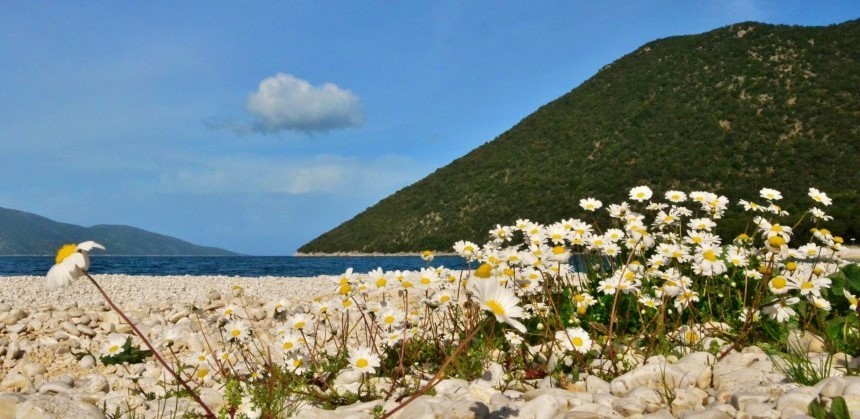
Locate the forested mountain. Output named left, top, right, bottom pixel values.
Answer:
left=0, top=207, right=237, bottom=256
left=300, top=19, right=859, bottom=253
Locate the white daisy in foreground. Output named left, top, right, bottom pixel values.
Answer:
left=629, top=186, right=653, bottom=202
left=102, top=333, right=128, bottom=357
left=46, top=241, right=105, bottom=290
left=555, top=327, right=592, bottom=354
left=348, top=346, right=381, bottom=374
left=808, top=188, right=832, bottom=206
left=759, top=188, right=783, bottom=201
left=579, top=198, right=602, bottom=212
left=470, top=278, right=527, bottom=333
left=224, top=320, right=251, bottom=342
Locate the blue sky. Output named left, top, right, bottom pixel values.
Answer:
left=1, top=2, right=857, bottom=255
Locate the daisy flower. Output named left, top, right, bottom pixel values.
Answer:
left=421, top=250, right=435, bottom=262
left=759, top=188, right=783, bottom=201
left=693, top=245, right=727, bottom=276
left=224, top=320, right=251, bottom=342
left=287, top=313, right=311, bottom=332
left=763, top=297, right=799, bottom=322
left=844, top=290, right=858, bottom=311
left=46, top=241, right=105, bottom=290
left=470, top=278, right=527, bottom=333
left=629, top=186, right=653, bottom=202
left=665, top=190, right=687, bottom=203
left=348, top=346, right=381, bottom=374
left=102, top=333, right=128, bottom=357
left=579, top=198, right=603, bottom=212
left=808, top=188, right=832, bottom=206
left=453, top=240, right=480, bottom=260
left=555, top=327, right=592, bottom=354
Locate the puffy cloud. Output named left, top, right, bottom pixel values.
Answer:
left=246, top=73, right=364, bottom=134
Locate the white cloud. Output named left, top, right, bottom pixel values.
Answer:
left=246, top=73, right=365, bottom=134
left=158, top=155, right=426, bottom=197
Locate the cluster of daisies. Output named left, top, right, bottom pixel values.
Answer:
left=46, top=186, right=852, bottom=415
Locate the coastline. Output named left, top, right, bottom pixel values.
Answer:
left=293, top=251, right=458, bottom=257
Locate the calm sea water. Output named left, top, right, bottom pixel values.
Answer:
left=0, top=256, right=471, bottom=277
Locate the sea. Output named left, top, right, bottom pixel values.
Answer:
left=0, top=256, right=472, bottom=277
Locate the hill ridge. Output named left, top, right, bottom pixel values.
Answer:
left=300, top=19, right=860, bottom=253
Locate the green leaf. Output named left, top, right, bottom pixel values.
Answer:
left=807, top=398, right=827, bottom=419
left=831, top=396, right=850, bottom=419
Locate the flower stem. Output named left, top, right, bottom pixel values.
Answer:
left=84, top=272, right=215, bottom=418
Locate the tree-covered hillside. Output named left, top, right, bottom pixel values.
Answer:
left=300, top=19, right=859, bottom=253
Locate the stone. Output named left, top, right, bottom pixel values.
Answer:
left=38, top=380, right=73, bottom=394
left=17, top=395, right=106, bottom=419
left=20, top=360, right=47, bottom=378
left=731, top=392, right=771, bottom=411
left=60, top=321, right=80, bottom=336
left=786, top=330, right=825, bottom=354
left=468, top=381, right=499, bottom=403
left=0, top=373, right=35, bottom=394
left=333, top=369, right=363, bottom=387
left=0, top=392, right=26, bottom=419
left=676, top=352, right=715, bottom=389
left=435, top=378, right=470, bottom=398
left=78, top=355, right=96, bottom=370
left=518, top=393, right=564, bottom=419
left=566, top=403, right=624, bottom=418
left=76, top=324, right=97, bottom=337
left=6, top=323, right=26, bottom=334
left=842, top=377, right=860, bottom=396
left=585, top=375, right=611, bottom=393
left=670, top=387, right=708, bottom=416
left=678, top=408, right=733, bottom=419
left=610, top=363, right=691, bottom=396
left=79, top=374, right=110, bottom=393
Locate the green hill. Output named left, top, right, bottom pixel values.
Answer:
left=0, top=207, right=238, bottom=256
left=300, top=19, right=860, bottom=254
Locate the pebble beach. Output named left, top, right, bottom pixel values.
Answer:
left=1, top=272, right=860, bottom=418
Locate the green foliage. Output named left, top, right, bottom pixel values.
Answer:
left=100, top=338, right=152, bottom=366
left=809, top=396, right=851, bottom=419
left=299, top=19, right=860, bottom=253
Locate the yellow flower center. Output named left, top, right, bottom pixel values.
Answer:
left=420, top=277, right=431, bottom=285
left=55, top=244, right=77, bottom=264
left=231, top=329, right=241, bottom=337
left=283, top=342, right=294, bottom=350
left=109, top=345, right=120, bottom=353
left=475, top=263, right=493, bottom=278
left=196, top=368, right=209, bottom=379
left=572, top=337, right=584, bottom=347
left=768, top=236, right=786, bottom=247
left=295, top=321, right=306, bottom=329
left=384, top=316, right=395, bottom=324
left=376, top=278, right=387, bottom=287
left=440, top=295, right=450, bottom=303
left=813, top=267, right=824, bottom=275
left=770, top=225, right=783, bottom=232
left=552, top=246, right=566, bottom=255
left=485, top=299, right=506, bottom=316
left=703, top=250, right=717, bottom=262
left=684, top=331, right=698, bottom=344
left=771, top=276, right=787, bottom=289
left=577, top=306, right=587, bottom=315
left=785, top=262, right=797, bottom=271
left=339, top=284, right=351, bottom=295
left=356, top=358, right=368, bottom=369
left=801, top=281, right=813, bottom=290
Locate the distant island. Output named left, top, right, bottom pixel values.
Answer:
left=0, top=207, right=238, bottom=256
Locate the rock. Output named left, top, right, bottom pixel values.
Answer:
left=566, top=403, right=624, bottom=418
left=5, top=341, right=22, bottom=360
left=0, top=392, right=26, bottom=419
left=610, top=363, right=691, bottom=396
left=468, top=381, right=499, bottom=403
left=78, top=355, right=96, bottom=370
left=199, top=387, right=226, bottom=411
left=786, top=330, right=825, bottom=354
left=435, top=378, right=470, bottom=398
left=76, top=324, right=97, bottom=337
left=585, top=375, right=611, bottom=393
left=743, top=401, right=776, bottom=416
left=6, top=323, right=27, bottom=334
left=0, top=373, right=35, bottom=394
left=20, top=360, right=47, bottom=378
left=479, top=362, right=507, bottom=387
left=79, top=374, right=110, bottom=393
left=670, top=387, right=708, bottom=416
left=518, top=393, right=564, bottom=419
left=731, top=392, right=771, bottom=411
left=676, top=352, right=715, bottom=389
left=60, top=321, right=80, bottom=336
left=333, top=369, right=363, bottom=387
left=842, top=377, right=860, bottom=396
left=678, top=408, right=733, bottom=419
left=612, top=386, right=663, bottom=415
left=392, top=396, right=437, bottom=419
left=17, top=395, right=106, bottom=419
left=38, top=380, right=73, bottom=394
